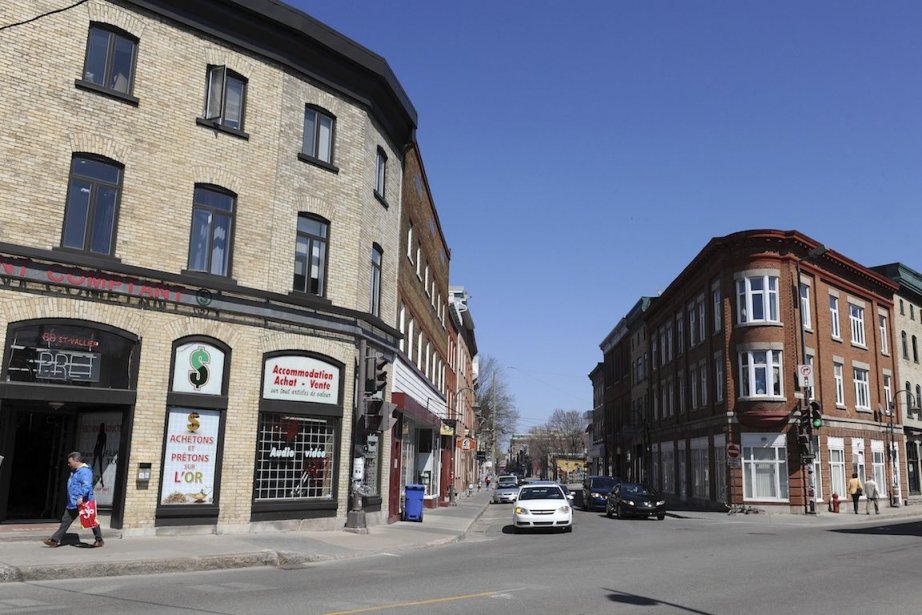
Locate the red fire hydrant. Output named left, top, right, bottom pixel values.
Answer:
left=830, top=492, right=840, bottom=513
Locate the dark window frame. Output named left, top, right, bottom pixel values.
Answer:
left=183, top=184, right=237, bottom=279
left=74, top=23, right=139, bottom=105
left=370, top=243, right=383, bottom=317
left=373, top=147, right=388, bottom=207
left=196, top=65, right=249, bottom=139
left=59, top=154, right=123, bottom=258
left=297, top=104, right=338, bottom=172
left=292, top=213, right=330, bottom=298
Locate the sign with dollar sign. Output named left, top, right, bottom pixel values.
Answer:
left=172, top=342, right=225, bottom=395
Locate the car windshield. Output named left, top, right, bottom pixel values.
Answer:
left=621, top=483, right=654, bottom=496
left=590, top=477, right=617, bottom=489
left=518, top=487, right=564, bottom=500
left=498, top=482, right=517, bottom=489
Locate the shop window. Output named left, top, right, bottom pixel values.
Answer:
left=253, top=414, right=335, bottom=501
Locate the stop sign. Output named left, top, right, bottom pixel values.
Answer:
left=727, top=443, right=741, bottom=460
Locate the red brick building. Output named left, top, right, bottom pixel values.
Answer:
left=635, top=229, right=904, bottom=513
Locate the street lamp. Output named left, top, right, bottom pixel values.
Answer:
left=795, top=243, right=828, bottom=515
left=880, top=389, right=915, bottom=507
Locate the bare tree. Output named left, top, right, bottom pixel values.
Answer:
left=474, top=356, right=520, bottom=463
left=545, top=409, right=586, bottom=455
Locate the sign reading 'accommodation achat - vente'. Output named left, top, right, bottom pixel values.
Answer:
left=262, top=355, right=339, bottom=404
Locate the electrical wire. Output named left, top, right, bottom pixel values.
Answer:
left=0, top=0, right=88, bottom=33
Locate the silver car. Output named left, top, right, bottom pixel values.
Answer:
left=492, top=480, right=520, bottom=504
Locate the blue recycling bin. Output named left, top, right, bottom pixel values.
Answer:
left=403, top=483, right=425, bottom=522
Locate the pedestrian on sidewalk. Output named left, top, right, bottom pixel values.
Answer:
left=43, top=452, right=104, bottom=548
left=864, top=476, right=880, bottom=515
left=847, top=472, right=863, bottom=514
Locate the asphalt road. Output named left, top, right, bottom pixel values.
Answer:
left=1, top=504, right=920, bottom=614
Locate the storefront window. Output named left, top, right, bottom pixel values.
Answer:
left=254, top=414, right=335, bottom=501
left=160, top=408, right=220, bottom=505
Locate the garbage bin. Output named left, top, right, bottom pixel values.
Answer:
left=403, top=483, right=425, bottom=522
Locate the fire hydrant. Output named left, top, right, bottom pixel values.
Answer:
left=829, top=492, right=840, bottom=513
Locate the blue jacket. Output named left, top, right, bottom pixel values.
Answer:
left=67, top=463, right=95, bottom=509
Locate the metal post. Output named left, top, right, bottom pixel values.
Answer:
left=345, top=340, right=367, bottom=531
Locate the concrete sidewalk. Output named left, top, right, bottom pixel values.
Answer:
left=0, top=491, right=493, bottom=583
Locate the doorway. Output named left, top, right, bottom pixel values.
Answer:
left=5, top=409, right=72, bottom=520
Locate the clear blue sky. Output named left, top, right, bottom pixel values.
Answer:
left=295, top=1, right=922, bottom=431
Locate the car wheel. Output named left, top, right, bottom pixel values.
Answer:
left=657, top=514, right=665, bottom=520
left=513, top=526, right=520, bottom=534
left=565, top=524, right=573, bottom=533
left=616, top=504, right=622, bottom=519
left=606, top=503, right=613, bottom=518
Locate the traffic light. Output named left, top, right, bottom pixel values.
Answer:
left=364, top=353, right=389, bottom=396
left=809, top=401, right=822, bottom=430
left=799, top=408, right=811, bottom=433
left=364, top=398, right=396, bottom=432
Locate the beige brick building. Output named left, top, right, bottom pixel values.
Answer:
left=0, top=0, right=416, bottom=533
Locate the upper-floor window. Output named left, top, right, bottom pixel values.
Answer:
left=913, top=336, right=919, bottom=363
left=739, top=349, right=783, bottom=398
left=879, top=314, right=889, bottom=355
left=829, top=295, right=841, bottom=339
left=714, top=352, right=724, bottom=403
left=712, top=285, right=722, bottom=333
left=799, top=283, right=811, bottom=329
left=81, top=24, right=137, bottom=97
left=849, top=303, right=866, bottom=346
left=905, top=332, right=912, bottom=360
left=737, top=275, right=779, bottom=324
left=302, top=105, right=335, bottom=165
left=882, top=374, right=891, bottom=409
left=203, top=66, right=246, bottom=131
left=407, top=224, right=414, bottom=261
left=374, top=148, right=387, bottom=201
left=187, top=185, right=235, bottom=277
left=853, top=367, right=870, bottom=409
left=293, top=214, right=329, bottom=296
left=676, top=312, right=684, bottom=354
left=62, top=155, right=122, bottom=256
left=696, top=293, right=706, bottom=341
left=370, top=244, right=383, bottom=317
left=834, top=362, right=845, bottom=406
left=688, top=302, right=698, bottom=347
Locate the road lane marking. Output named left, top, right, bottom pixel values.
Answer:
left=322, top=589, right=505, bottom=614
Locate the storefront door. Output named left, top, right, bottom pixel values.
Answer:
left=3, top=407, right=72, bottom=520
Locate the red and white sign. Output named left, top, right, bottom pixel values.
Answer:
left=797, top=364, right=814, bottom=389
left=262, top=355, right=339, bottom=404
left=727, top=443, right=741, bottom=460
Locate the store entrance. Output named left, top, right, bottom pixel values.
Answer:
left=5, top=407, right=72, bottom=521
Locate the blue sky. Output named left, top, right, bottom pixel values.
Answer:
left=295, top=1, right=922, bottom=431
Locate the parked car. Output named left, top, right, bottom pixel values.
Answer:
left=606, top=482, right=666, bottom=520
left=493, top=477, right=520, bottom=504
left=512, top=483, right=573, bottom=533
left=581, top=475, right=619, bottom=511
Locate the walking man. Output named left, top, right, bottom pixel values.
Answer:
left=864, top=475, right=880, bottom=515
left=43, top=452, right=104, bottom=548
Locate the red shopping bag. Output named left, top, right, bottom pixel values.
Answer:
left=78, top=500, right=98, bottom=529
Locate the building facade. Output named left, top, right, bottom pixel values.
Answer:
left=602, top=230, right=906, bottom=513
left=449, top=286, right=478, bottom=498
left=0, top=0, right=417, bottom=532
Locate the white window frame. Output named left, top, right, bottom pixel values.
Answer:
left=738, top=349, right=784, bottom=399
left=737, top=274, right=780, bottom=324
left=828, top=439, right=846, bottom=498
left=829, top=294, right=841, bottom=339
left=742, top=433, right=789, bottom=501
left=712, top=282, right=722, bottom=333
left=697, top=293, right=706, bottom=341
left=853, top=366, right=871, bottom=410
left=879, top=313, right=889, bottom=355
left=833, top=362, right=845, bottom=406
left=800, top=282, right=811, bottom=329
left=849, top=302, right=866, bottom=347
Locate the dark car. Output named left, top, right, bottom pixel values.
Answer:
left=606, top=482, right=666, bottom=520
left=581, top=475, right=619, bottom=511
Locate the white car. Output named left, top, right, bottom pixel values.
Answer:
left=512, top=483, right=573, bottom=533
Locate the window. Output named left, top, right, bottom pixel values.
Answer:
left=62, top=155, right=122, bottom=256
left=203, top=66, right=247, bottom=132
left=407, top=224, right=414, bottom=261
left=187, top=185, right=235, bottom=277
left=828, top=445, right=846, bottom=499
left=398, top=304, right=405, bottom=352
left=902, top=331, right=909, bottom=359
left=883, top=374, right=892, bottom=409
left=852, top=440, right=865, bottom=485
left=293, top=214, right=328, bottom=296
left=849, top=303, right=866, bottom=346
left=914, top=336, right=919, bottom=363
left=697, top=294, right=706, bottom=341
left=742, top=434, right=789, bottom=501
left=800, top=283, right=811, bottom=329
left=374, top=147, right=387, bottom=200
left=737, top=275, right=779, bottom=324
left=676, top=312, right=684, bottom=354
left=301, top=105, right=335, bottom=165
left=712, top=285, right=722, bottom=333
left=253, top=414, right=335, bottom=501
left=370, top=244, right=382, bottom=317
left=699, top=359, right=708, bottom=407
left=688, top=303, right=698, bottom=347
left=714, top=352, right=724, bottom=403
left=689, top=365, right=698, bottom=410
left=739, top=349, right=783, bottom=398
left=853, top=367, right=871, bottom=410
left=81, top=24, right=137, bottom=97
left=871, top=442, right=885, bottom=491
left=829, top=295, right=841, bottom=339
left=834, top=363, right=845, bottom=406
left=879, top=314, right=888, bottom=354
left=691, top=440, right=709, bottom=498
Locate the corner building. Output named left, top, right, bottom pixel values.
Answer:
left=642, top=230, right=905, bottom=513
left=0, top=0, right=417, bottom=532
